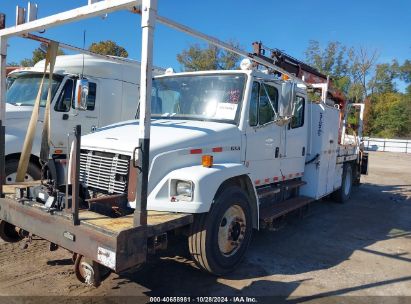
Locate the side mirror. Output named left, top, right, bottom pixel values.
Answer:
left=74, top=78, right=89, bottom=111
left=275, top=82, right=297, bottom=125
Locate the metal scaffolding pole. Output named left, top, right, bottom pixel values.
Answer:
left=133, top=0, right=157, bottom=227
left=0, top=37, right=6, bottom=197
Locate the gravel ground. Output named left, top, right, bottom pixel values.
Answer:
left=0, top=151, right=410, bottom=301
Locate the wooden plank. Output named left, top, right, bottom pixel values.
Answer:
left=79, top=210, right=193, bottom=236
left=3, top=181, right=42, bottom=194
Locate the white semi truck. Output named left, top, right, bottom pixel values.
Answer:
left=5, top=54, right=162, bottom=183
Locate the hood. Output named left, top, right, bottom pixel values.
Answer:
left=5, top=103, right=34, bottom=121
left=81, top=119, right=241, bottom=156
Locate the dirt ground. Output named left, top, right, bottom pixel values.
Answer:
left=0, top=151, right=410, bottom=301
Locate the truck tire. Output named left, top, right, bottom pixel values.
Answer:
left=0, top=221, right=23, bottom=243
left=5, top=159, right=41, bottom=184
left=188, top=186, right=253, bottom=275
left=334, top=163, right=353, bottom=204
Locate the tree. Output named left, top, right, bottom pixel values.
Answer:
left=19, top=42, right=65, bottom=67
left=305, top=40, right=353, bottom=93
left=368, top=63, right=397, bottom=94
left=7, top=61, right=19, bottom=67
left=368, top=92, right=411, bottom=138
left=176, top=43, right=241, bottom=71
left=88, top=40, right=128, bottom=57
left=350, top=47, right=379, bottom=98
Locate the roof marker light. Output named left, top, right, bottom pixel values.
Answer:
left=240, top=58, right=253, bottom=70
left=165, top=67, right=175, bottom=75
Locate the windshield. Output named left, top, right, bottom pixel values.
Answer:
left=151, top=74, right=246, bottom=123
left=6, top=73, right=63, bottom=107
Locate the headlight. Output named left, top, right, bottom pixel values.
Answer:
left=176, top=181, right=192, bottom=196
left=170, top=179, right=194, bottom=201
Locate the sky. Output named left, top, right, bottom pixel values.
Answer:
left=1, top=0, right=410, bottom=74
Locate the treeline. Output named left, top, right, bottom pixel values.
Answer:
left=176, top=41, right=411, bottom=138
left=9, top=39, right=411, bottom=138
left=304, top=41, right=411, bottom=138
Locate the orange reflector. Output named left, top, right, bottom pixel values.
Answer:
left=281, top=74, right=290, bottom=81
left=202, top=155, right=213, bottom=168
left=54, top=149, right=63, bottom=154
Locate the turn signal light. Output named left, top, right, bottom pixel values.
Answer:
left=202, top=155, right=213, bottom=168
left=282, top=74, right=290, bottom=81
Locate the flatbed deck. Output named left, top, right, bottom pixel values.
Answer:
left=0, top=183, right=193, bottom=272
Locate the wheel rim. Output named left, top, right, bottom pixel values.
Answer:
left=5, top=172, right=34, bottom=184
left=344, top=167, right=352, bottom=196
left=75, top=255, right=95, bottom=285
left=217, top=205, right=247, bottom=257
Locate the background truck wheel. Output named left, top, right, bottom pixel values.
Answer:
left=0, top=221, right=23, bottom=243
left=188, top=186, right=253, bottom=275
left=334, top=163, right=353, bottom=203
left=5, top=159, right=41, bottom=184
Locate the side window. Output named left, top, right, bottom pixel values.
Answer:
left=291, top=96, right=305, bottom=128
left=54, top=79, right=74, bottom=112
left=259, top=83, right=277, bottom=125
left=265, top=84, right=278, bottom=112
left=86, top=82, right=97, bottom=111
left=249, top=82, right=259, bottom=126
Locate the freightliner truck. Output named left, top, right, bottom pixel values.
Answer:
left=0, top=0, right=368, bottom=286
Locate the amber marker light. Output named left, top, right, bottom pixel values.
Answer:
left=282, top=74, right=290, bottom=81
left=202, top=155, right=213, bottom=168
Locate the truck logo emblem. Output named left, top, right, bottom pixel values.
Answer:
left=63, top=231, right=75, bottom=241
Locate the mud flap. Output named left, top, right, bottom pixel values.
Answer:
left=360, top=152, right=368, bottom=175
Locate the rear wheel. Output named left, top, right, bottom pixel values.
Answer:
left=188, top=186, right=253, bottom=275
left=334, top=163, right=353, bottom=203
left=5, top=159, right=41, bottom=184
left=0, top=221, right=23, bottom=243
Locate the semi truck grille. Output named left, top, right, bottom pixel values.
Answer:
left=79, top=150, right=130, bottom=194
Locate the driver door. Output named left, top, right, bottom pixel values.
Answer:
left=50, top=77, right=99, bottom=155
left=245, top=81, right=282, bottom=186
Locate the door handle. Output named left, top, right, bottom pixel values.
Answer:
left=275, top=147, right=279, bottom=158
left=91, top=125, right=97, bottom=132
left=62, top=114, right=69, bottom=120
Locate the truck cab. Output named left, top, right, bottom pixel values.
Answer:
left=79, top=69, right=306, bottom=211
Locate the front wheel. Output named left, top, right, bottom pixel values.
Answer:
left=188, top=186, right=253, bottom=275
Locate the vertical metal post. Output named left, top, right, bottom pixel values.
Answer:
left=71, top=125, right=81, bottom=225
left=0, top=36, right=7, bottom=197
left=134, top=0, right=157, bottom=227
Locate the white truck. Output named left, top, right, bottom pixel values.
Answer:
left=5, top=54, right=162, bottom=183
left=0, top=0, right=368, bottom=286
left=74, top=61, right=366, bottom=275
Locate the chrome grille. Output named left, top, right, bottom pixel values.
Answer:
left=79, top=150, right=130, bottom=194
